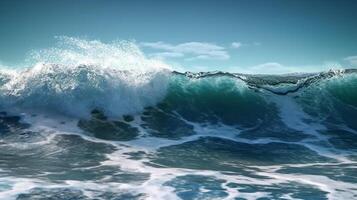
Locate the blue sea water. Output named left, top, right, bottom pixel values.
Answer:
left=0, top=37, right=356, bottom=200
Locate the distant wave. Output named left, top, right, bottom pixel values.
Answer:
left=174, top=68, right=357, bottom=95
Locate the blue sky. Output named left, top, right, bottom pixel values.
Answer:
left=1, top=0, right=357, bottom=73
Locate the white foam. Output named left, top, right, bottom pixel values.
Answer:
left=0, top=177, right=45, bottom=200
left=2, top=113, right=357, bottom=200
left=0, top=37, right=172, bottom=118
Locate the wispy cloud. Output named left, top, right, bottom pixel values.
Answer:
left=344, top=55, right=357, bottom=66
left=231, top=41, right=261, bottom=49
left=231, top=42, right=242, bottom=49
left=140, top=41, right=230, bottom=60
left=149, top=52, right=184, bottom=58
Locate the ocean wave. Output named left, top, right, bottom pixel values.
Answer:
left=0, top=37, right=356, bottom=122
left=0, top=63, right=356, bottom=127
left=1, top=37, right=357, bottom=200
left=0, top=37, right=172, bottom=118
left=0, top=64, right=170, bottom=118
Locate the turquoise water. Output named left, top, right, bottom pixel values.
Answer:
left=0, top=37, right=356, bottom=199
left=0, top=65, right=356, bottom=199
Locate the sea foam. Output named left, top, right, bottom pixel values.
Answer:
left=0, top=37, right=171, bottom=118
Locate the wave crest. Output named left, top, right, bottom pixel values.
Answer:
left=0, top=63, right=170, bottom=118
left=0, top=36, right=172, bottom=118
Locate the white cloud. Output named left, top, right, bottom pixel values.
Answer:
left=231, top=42, right=242, bottom=49
left=149, top=52, right=184, bottom=58
left=344, top=55, right=357, bottom=66
left=140, top=41, right=172, bottom=50
left=140, top=41, right=230, bottom=60
left=231, top=41, right=261, bottom=49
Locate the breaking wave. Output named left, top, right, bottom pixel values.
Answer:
left=1, top=37, right=357, bottom=200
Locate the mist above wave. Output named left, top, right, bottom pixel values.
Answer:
left=28, top=36, right=170, bottom=71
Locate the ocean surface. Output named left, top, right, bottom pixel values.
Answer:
left=0, top=38, right=356, bottom=200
